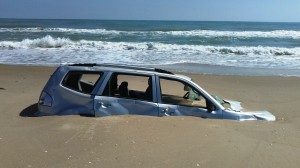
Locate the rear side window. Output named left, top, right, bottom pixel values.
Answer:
left=102, top=73, right=153, bottom=102
left=62, top=71, right=103, bottom=94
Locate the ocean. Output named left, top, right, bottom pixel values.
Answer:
left=1, top=19, right=300, bottom=76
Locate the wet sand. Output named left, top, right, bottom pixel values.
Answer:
left=0, top=64, right=300, bottom=167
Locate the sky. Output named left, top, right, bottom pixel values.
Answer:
left=0, top=0, right=299, bottom=22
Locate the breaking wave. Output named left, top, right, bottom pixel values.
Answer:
left=1, top=36, right=299, bottom=57
left=1, top=27, right=300, bottom=39
left=0, top=35, right=72, bottom=49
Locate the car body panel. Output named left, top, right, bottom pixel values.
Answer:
left=158, top=103, right=222, bottom=119
left=38, top=66, right=105, bottom=116
left=94, top=96, right=159, bottom=117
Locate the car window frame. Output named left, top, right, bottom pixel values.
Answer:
left=157, top=75, right=211, bottom=109
left=61, top=70, right=104, bottom=95
left=98, top=71, right=157, bottom=103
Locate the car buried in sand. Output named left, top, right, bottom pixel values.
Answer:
left=37, top=64, right=275, bottom=121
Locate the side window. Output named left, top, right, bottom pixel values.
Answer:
left=62, top=71, right=102, bottom=94
left=159, top=78, right=207, bottom=108
left=103, top=73, right=153, bottom=102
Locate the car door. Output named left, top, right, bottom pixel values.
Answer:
left=93, top=72, right=159, bottom=117
left=157, top=76, right=222, bottom=119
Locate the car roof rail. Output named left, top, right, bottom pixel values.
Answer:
left=68, top=63, right=174, bottom=75
left=69, top=63, right=97, bottom=67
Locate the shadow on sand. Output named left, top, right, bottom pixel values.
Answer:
left=19, top=103, right=38, bottom=117
left=20, top=103, right=95, bottom=117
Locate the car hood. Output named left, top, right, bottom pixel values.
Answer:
left=224, top=100, right=276, bottom=121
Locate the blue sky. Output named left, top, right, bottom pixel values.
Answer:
left=0, top=0, right=299, bottom=22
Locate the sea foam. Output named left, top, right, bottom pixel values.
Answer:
left=1, top=19, right=300, bottom=76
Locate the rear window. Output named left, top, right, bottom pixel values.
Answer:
left=62, top=71, right=103, bottom=94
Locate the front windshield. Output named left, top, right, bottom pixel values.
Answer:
left=212, top=95, right=231, bottom=109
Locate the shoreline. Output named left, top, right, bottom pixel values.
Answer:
left=155, top=63, right=300, bottom=77
left=1, top=64, right=300, bottom=167
left=2, top=63, right=300, bottom=77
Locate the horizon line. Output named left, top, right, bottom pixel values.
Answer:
left=0, top=17, right=299, bottom=23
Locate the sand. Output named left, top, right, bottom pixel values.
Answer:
left=1, top=64, right=300, bottom=168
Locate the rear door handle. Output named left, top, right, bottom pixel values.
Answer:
left=99, top=102, right=111, bottom=108
left=162, top=108, right=174, bottom=116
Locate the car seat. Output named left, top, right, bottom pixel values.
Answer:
left=119, top=81, right=129, bottom=97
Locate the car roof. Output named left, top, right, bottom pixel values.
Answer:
left=63, top=63, right=193, bottom=81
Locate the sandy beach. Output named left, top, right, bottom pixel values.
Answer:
left=1, top=64, right=300, bottom=168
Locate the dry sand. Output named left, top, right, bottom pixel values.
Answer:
left=0, top=64, right=300, bottom=168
